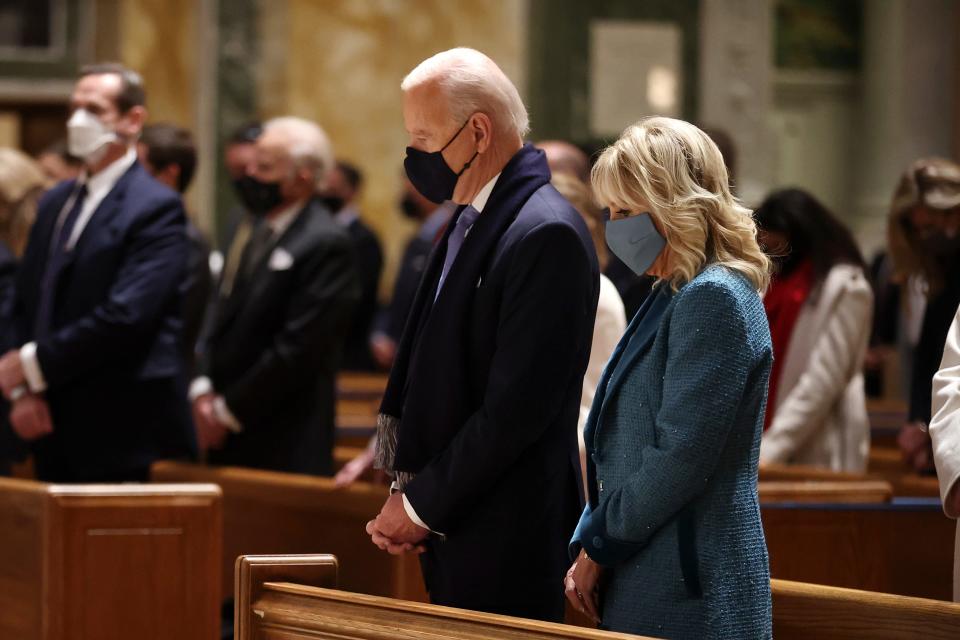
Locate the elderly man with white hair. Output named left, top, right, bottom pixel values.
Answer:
left=366, top=48, right=600, bottom=621
left=190, top=116, right=360, bottom=475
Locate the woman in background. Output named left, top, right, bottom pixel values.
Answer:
left=889, top=158, right=960, bottom=473
left=0, top=148, right=46, bottom=475
left=755, top=188, right=873, bottom=472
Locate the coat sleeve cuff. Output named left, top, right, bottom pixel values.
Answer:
left=569, top=504, right=592, bottom=561
left=402, top=492, right=444, bottom=535
left=580, top=496, right=645, bottom=567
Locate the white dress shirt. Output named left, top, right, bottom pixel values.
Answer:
left=188, top=198, right=306, bottom=432
left=20, top=147, right=139, bottom=393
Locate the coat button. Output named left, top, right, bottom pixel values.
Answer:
left=591, top=452, right=600, bottom=464
left=598, top=479, right=604, bottom=492
left=592, top=536, right=604, bottom=549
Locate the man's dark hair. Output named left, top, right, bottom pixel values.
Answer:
left=336, top=160, right=363, bottom=192
left=228, top=121, right=263, bottom=146
left=79, top=62, right=146, bottom=113
left=140, top=123, right=197, bottom=193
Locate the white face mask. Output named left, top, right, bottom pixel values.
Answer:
left=67, top=108, right=118, bottom=164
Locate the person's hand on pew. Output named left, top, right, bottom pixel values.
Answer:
left=897, top=422, right=935, bottom=473
left=0, top=349, right=26, bottom=399
left=192, top=393, right=229, bottom=453
left=335, top=446, right=375, bottom=487
left=564, top=549, right=602, bottom=624
left=367, top=492, right=428, bottom=555
left=9, top=393, right=53, bottom=441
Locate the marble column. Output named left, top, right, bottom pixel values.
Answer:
left=698, top=0, right=775, bottom=207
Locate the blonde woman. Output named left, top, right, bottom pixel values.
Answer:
left=565, top=117, right=773, bottom=639
left=0, top=148, right=45, bottom=475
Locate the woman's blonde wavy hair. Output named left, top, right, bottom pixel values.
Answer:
left=0, top=148, right=45, bottom=258
left=591, top=117, right=770, bottom=292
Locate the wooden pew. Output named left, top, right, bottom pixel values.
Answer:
left=759, top=480, right=892, bottom=504
left=867, top=397, right=907, bottom=449
left=761, top=461, right=941, bottom=499
left=233, top=555, right=960, bottom=640
left=336, top=373, right=388, bottom=423
left=772, top=579, right=960, bottom=639
left=335, top=373, right=386, bottom=448
left=234, top=554, right=642, bottom=639
left=0, top=477, right=221, bottom=640
left=762, top=499, right=954, bottom=600
left=150, top=462, right=427, bottom=605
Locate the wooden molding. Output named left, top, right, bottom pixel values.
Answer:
left=235, top=555, right=338, bottom=638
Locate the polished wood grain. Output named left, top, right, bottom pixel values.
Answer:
left=232, top=555, right=960, bottom=640
left=151, top=462, right=428, bottom=607
left=771, top=578, right=960, bottom=639
left=763, top=502, right=954, bottom=600
left=0, top=477, right=222, bottom=640
left=759, top=480, right=892, bottom=503
left=238, top=580, right=646, bottom=640
left=760, top=461, right=941, bottom=499
left=235, top=555, right=338, bottom=635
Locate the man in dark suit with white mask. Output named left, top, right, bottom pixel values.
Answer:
left=0, top=63, right=194, bottom=481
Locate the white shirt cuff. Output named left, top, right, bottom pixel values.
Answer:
left=188, top=376, right=213, bottom=401
left=213, top=395, right=243, bottom=433
left=402, top=493, right=443, bottom=535
left=20, top=342, right=47, bottom=393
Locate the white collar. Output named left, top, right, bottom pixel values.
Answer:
left=81, top=146, right=138, bottom=195
left=470, top=172, right=501, bottom=212
left=266, top=198, right=307, bottom=236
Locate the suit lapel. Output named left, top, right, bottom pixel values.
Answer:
left=213, top=201, right=309, bottom=334
left=583, top=286, right=672, bottom=451
left=57, top=166, right=138, bottom=286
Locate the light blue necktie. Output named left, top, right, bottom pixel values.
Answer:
left=435, top=205, right=479, bottom=300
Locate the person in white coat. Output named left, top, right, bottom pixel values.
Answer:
left=755, top=188, right=874, bottom=472
left=930, top=304, right=960, bottom=601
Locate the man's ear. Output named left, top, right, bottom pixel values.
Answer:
left=121, top=105, right=148, bottom=138
left=471, top=113, right=494, bottom=154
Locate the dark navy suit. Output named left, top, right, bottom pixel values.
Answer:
left=380, top=145, right=600, bottom=621
left=11, top=162, right=195, bottom=481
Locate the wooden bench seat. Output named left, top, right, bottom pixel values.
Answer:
left=233, top=555, right=960, bottom=640
left=150, top=462, right=427, bottom=605
left=763, top=499, right=954, bottom=600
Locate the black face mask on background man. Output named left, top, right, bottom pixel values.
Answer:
left=403, top=119, right=478, bottom=204
left=399, top=194, right=422, bottom=220
left=320, top=195, right=345, bottom=213
left=233, top=175, right=284, bottom=216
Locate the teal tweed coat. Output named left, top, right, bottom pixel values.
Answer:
left=571, top=265, right=773, bottom=639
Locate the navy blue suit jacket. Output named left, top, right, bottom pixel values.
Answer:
left=11, top=162, right=195, bottom=481
left=381, top=145, right=600, bottom=620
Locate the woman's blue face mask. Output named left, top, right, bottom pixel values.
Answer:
left=605, top=212, right=666, bottom=276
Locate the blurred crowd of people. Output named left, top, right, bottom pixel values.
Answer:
left=1, top=48, right=960, bottom=637
left=0, top=59, right=956, bottom=495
